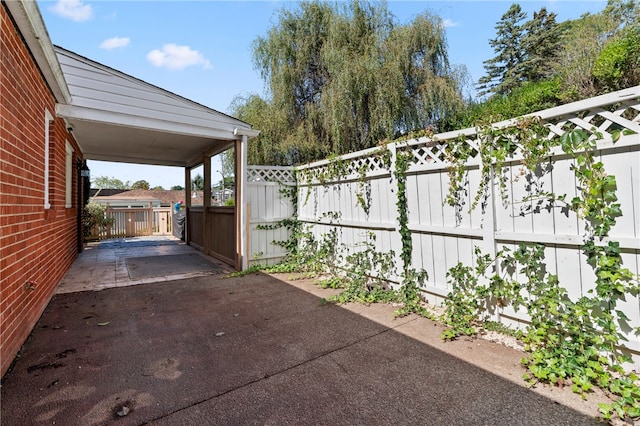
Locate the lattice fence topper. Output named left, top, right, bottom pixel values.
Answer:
left=247, top=166, right=296, bottom=184
left=298, top=147, right=391, bottom=184
left=399, top=86, right=640, bottom=169
left=294, top=86, right=639, bottom=183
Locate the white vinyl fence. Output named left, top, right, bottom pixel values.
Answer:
left=248, top=86, right=640, bottom=358
left=247, top=166, right=296, bottom=266
left=245, top=87, right=640, bottom=360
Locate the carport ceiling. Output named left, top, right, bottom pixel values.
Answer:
left=54, top=46, right=256, bottom=168
left=58, top=110, right=235, bottom=167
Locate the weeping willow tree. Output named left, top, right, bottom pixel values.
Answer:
left=232, top=0, right=466, bottom=165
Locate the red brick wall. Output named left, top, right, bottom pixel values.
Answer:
left=1, top=4, right=82, bottom=377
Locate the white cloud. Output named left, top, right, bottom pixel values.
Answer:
left=146, top=44, right=212, bottom=71
left=49, top=0, right=93, bottom=22
left=99, top=37, right=130, bottom=50
left=442, top=19, right=459, bottom=28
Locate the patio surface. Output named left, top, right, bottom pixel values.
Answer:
left=0, top=238, right=613, bottom=425
left=55, top=236, right=233, bottom=294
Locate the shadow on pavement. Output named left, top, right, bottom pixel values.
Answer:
left=1, top=273, right=601, bottom=425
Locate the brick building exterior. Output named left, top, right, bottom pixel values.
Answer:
left=1, top=0, right=257, bottom=377
left=1, top=2, right=84, bottom=376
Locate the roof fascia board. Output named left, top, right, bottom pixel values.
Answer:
left=84, top=152, right=190, bottom=167
left=4, top=0, right=71, bottom=103
left=56, top=103, right=237, bottom=140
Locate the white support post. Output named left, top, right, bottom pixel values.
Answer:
left=239, top=134, right=249, bottom=270
left=184, top=167, right=191, bottom=245
left=203, top=155, right=212, bottom=255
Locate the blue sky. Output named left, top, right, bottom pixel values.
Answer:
left=37, top=0, right=607, bottom=189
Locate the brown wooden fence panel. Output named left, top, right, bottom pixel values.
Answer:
left=188, top=207, right=204, bottom=249
left=205, top=206, right=235, bottom=265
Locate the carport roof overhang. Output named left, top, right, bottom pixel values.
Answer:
left=53, top=46, right=258, bottom=168
left=56, top=103, right=253, bottom=168
left=6, top=1, right=257, bottom=169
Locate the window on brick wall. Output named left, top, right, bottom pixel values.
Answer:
left=65, top=141, right=73, bottom=208
left=44, top=110, right=53, bottom=209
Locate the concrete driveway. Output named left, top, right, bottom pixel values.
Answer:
left=1, top=268, right=605, bottom=425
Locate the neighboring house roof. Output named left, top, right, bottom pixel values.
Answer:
left=120, top=190, right=187, bottom=205
left=91, top=189, right=203, bottom=206
left=90, top=189, right=129, bottom=198
left=53, top=46, right=258, bottom=168
left=91, top=195, right=160, bottom=203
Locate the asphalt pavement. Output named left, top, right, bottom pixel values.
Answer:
left=0, top=272, right=603, bottom=425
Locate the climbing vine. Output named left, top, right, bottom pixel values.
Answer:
left=255, top=185, right=301, bottom=258
left=392, top=148, right=430, bottom=317
left=394, top=149, right=412, bottom=275
left=258, top=144, right=428, bottom=316
left=445, top=116, right=551, bottom=213
left=440, top=124, right=640, bottom=421
left=251, top=116, right=640, bottom=421
left=355, top=164, right=371, bottom=216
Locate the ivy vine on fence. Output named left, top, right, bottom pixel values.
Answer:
left=251, top=119, right=639, bottom=421
left=441, top=123, right=640, bottom=421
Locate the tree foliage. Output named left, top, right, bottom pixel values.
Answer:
left=92, top=176, right=130, bottom=189
left=477, top=4, right=527, bottom=96
left=543, top=0, right=639, bottom=100
left=234, top=0, right=639, bottom=166
left=552, top=8, right=619, bottom=99
left=592, top=12, right=640, bottom=92
left=520, top=7, right=562, bottom=82
left=452, top=78, right=562, bottom=129
left=131, top=180, right=150, bottom=190
left=191, top=173, right=204, bottom=191
left=220, top=149, right=235, bottom=185
left=236, top=0, right=465, bottom=165
left=472, top=0, right=639, bottom=120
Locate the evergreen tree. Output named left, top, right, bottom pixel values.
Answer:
left=477, top=3, right=527, bottom=96
left=521, top=8, right=562, bottom=82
